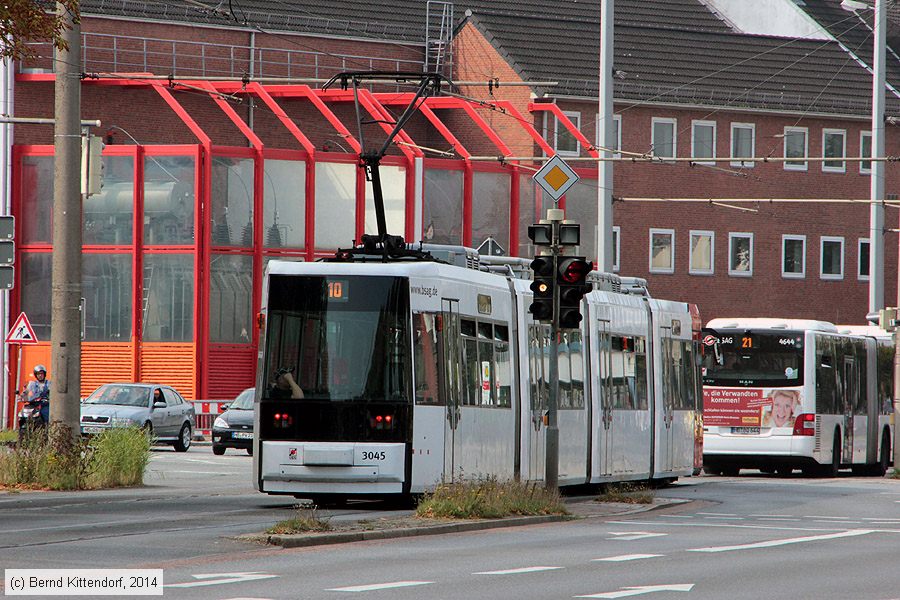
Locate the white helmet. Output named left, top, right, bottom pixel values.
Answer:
left=33, top=364, right=46, bottom=375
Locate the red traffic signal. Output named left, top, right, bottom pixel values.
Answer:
left=558, top=257, right=593, bottom=285
left=557, top=257, right=592, bottom=329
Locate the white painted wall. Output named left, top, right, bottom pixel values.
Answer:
left=705, top=0, right=834, bottom=40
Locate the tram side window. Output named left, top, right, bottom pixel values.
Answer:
left=610, top=336, right=634, bottom=409
left=569, top=331, right=585, bottom=409
left=495, top=325, right=512, bottom=408
left=816, top=336, right=839, bottom=414
left=663, top=339, right=696, bottom=411
left=413, top=313, right=441, bottom=405
left=479, top=322, right=497, bottom=406
left=634, top=337, right=648, bottom=410
left=852, top=339, right=867, bottom=416
left=559, top=332, right=572, bottom=409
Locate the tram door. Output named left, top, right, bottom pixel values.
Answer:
left=658, top=327, right=676, bottom=472
left=596, top=320, right=614, bottom=477
left=440, top=299, right=462, bottom=481
left=526, top=324, right=547, bottom=482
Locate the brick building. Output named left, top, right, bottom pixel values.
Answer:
left=4, top=0, right=899, bottom=420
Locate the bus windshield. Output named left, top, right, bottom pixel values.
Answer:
left=263, top=275, right=411, bottom=403
left=701, top=329, right=804, bottom=387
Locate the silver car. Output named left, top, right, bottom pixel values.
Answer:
left=80, top=383, right=195, bottom=452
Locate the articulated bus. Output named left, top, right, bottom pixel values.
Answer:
left=701, top=318, right=893, bottom=477
left=252, top=247, right=702, bottom=502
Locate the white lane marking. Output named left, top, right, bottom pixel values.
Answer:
left=326, top=581, right=433, bottom=592
left=659, top=515, right=693, bottom=519
left=703, top=516, right=743, bottom=520
left=167, top=573, right=278, bottom=588
left=162, top=470, right=233, bottom=475
left=804, top=515, right=854, bottom=520
left=473, top=566, right=564, bottom=575
left=607, top=531, right=668, bottom=541
left=812, top=520, right=860, bottom=525
left=697, top=512, right=736, bottom=516
left=688, top=529, right=874, bottom=553
left=575, top=583, right=694, bottom=598
left=593, top=554, right=663, bottom=562
left=607, top=520, right=852, bottom=533
left=757, top=518, right=796, bottom=522
left=862, top=518, right=900, bottom=522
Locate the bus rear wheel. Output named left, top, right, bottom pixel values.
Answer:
left=820, top=434, right=841, bottom=478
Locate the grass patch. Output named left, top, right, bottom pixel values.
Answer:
left=0, top=429, right=17, bottom=444
left=416, top=477, right=568, bottom=519
left=268, top=505, right=333, bottom=534
left=595, top=482, right=655, bottom=505
left=891, top=468, right=900, bottom=479
left=0, top=426, right=151, bottom=490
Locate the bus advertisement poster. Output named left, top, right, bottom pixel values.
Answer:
left=703, top=388, right=803, bottom=428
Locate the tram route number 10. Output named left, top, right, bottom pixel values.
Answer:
left=327, top=280, right=349, bottom=302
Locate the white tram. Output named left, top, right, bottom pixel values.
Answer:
left=253, top=247, right=702, bottom=501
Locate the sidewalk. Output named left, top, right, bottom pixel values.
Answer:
left=253, top=497, right=689, bottom=549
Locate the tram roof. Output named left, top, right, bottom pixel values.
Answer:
left=705, top=317, right=838, bottom=333
left=265, top=257, right=507, bottom=284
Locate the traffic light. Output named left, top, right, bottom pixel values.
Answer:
left=529, top=256, right=555, bottom=321
left=557, top=256, right=592, bottom=329
left=0, top=216, right=14, bottom=290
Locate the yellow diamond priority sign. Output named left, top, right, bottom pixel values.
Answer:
left=533, top=155, right=579, bottom=201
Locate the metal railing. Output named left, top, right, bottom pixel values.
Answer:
left=23, top=32, right=423, bottom=79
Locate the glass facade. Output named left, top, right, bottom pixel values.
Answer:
left=423, top=168, right=463, bottom=245
left=314, top=162, right=356, bottom=248
left=209, top=253, right=253, bottom=344
left=364, top=164, right=406, bottom=236
left=84, top=156, right=135, bottom=245
left=263, top=159, right=306, bottom=248
left=211, top=157, right=254, bottom=247
left=142, top=254, right=194, bottom=342
left=144, top=155, right=196, bottom=245
left=21, top=156, right=54, bottom=245
left=83, top=254, right=132, bottom=341
left=472, top=170, right=510, bottom=254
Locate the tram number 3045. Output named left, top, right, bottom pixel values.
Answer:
left=362, top=451, right=386, bottom=461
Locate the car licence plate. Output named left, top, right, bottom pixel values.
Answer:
left=233, top=431, right=253, bottom=440
left=82, top=426, right=103, bottom=434
left=731, top=427, right=760, bottom=435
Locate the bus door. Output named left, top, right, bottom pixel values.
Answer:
left=596, top=319, right=614, bottom=477
left=439, top=299, right=462, bottom=481
left=841, top=356, right=856, bottom=463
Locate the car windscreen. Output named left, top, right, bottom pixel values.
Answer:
left=701, top=329, right=804, bottom=387
left=83, top=386, right=151, bottom=407
left=230, top=388, right=255, bottom=410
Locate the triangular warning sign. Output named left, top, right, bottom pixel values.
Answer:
left=6, top=312, right=38, bottom=345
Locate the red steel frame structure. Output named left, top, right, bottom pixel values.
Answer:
left=6, top=77, right=598, bottom=425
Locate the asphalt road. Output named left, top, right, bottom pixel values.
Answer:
left=1, top=448, right=899, bottom=599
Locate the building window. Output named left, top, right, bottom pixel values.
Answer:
left=649, top=228, right=674, bottom=273
left=691, top=120, right=716, bottom=165
left=782, top=235, right=806, bottom=278
left=595, top=114, right=621, bottom=157
left=651, top=117, right=676, bottom=160
left=689, top=230, right=714, bottom=275
left=823, top=129, right=846, bottom=173
left=315, top=161, right=356, bottom=249
left=784, top=127, right=808, bottom=171
left=820, top=236, right=844, bottom=280
left=858, top=238, right=870, bottom=281
left=613, top=226, right=621, bottom=272
left=860, top=131, right=872, bottom=174
left=142, top=253, right=194, bottom=342
left=555, top=111, right=581, bottom=156
left=728, top=232, right=753, bottom=277
left=209, top=253, right=252, bottom=344
left=730, top=123, right=755, bottom=168
left=84, top=156, right=135, bottom=245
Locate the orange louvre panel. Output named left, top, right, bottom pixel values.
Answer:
left=81, top=342, right=136, bottom=397
left=16, top=344, right=51, bottom=393
left=208, top=344, right=256, bottom=400
left=140, top=343, right=197, bottom=400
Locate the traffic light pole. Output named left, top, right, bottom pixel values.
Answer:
left=545, top=211, right=562, bottom=491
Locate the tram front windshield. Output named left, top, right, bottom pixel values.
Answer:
left=263, top=275, right=411, bottom=404
left=701, top=329, right=804, bottom=387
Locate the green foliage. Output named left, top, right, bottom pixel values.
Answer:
left=416, top=477, right=568, bottom=519
left=595, top=482, right=655, bottom=504
left=0, top=426, right=150, bottom=490
left=268, top=505, right=333, bottom=534
left=88, top=427, right=152, bottom=488
left=1, top=0, right=81, bottom=61
left=0, top=429, right=17, bottom=443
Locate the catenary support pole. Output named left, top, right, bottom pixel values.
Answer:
left=870, top=0, right=886, bottom=314
left=545, top=209, right=563, bottom=491
left=597, top=0, right=614, bottom=273
left=50, top=2, right=82, bottom=440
